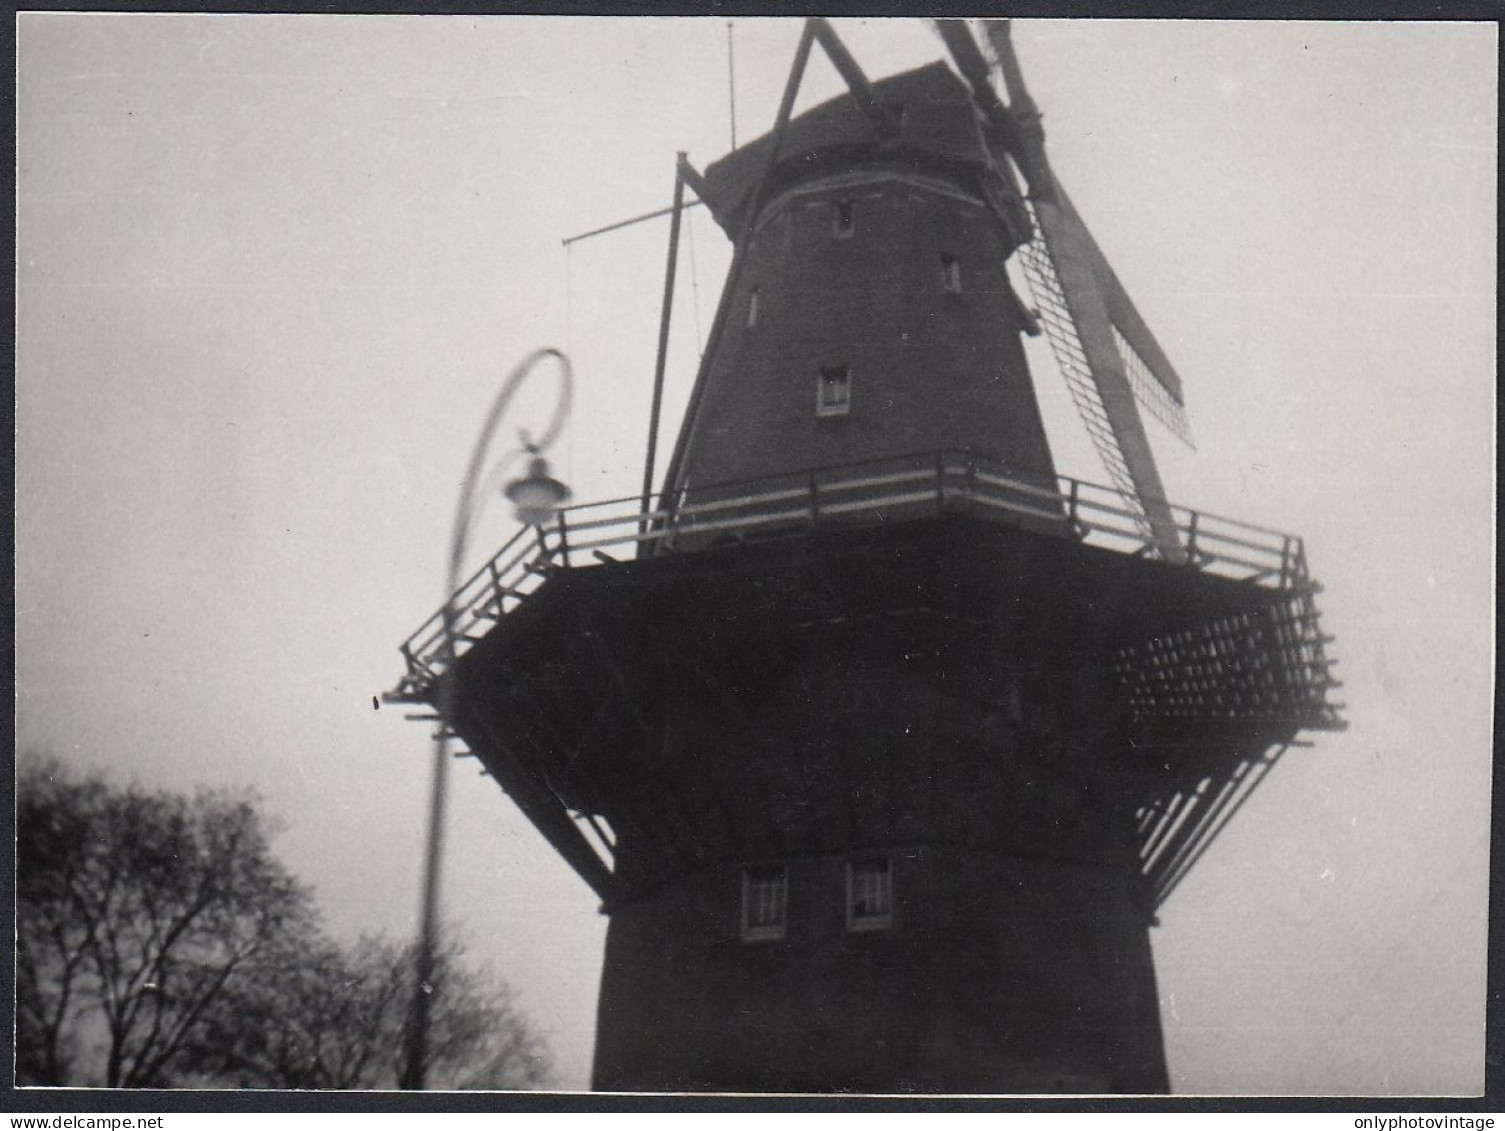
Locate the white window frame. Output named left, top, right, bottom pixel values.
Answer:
left=741, top=865, right=788, bottom=941
left=817, top=365, right=851, bottom=417
left=846, top=857, right=893, bottom=932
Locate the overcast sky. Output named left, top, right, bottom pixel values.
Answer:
left=16, top=15, right=1495, bottom=1094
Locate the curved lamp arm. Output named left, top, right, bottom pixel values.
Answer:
left=449, top=347, right=574, bottom=594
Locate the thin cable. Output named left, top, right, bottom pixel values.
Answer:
left=564, top=242, right=574, bottom=356
left=686, top=206, right=704, bottom=355
left=727, top=20, right=737, bottom=149
left=564, top=244, right=575, bottom=485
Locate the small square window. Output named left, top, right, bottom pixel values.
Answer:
left=847, top=858, right=893, bottom=932
left=746, top=285, right=760, bottom=329
left=833, top=199, right=855, bottom=239
left=817, top=366, right=851, bottom=417
left=941, top=254, right=962, bottom=294
left=742, top=865, right=788, bottom=941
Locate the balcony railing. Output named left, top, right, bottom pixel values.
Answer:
left=390, top=449, right=1317, bottom=702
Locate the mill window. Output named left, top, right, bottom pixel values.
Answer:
left=847, top=858, right=893, bottom=932
left=742, top=865, right=788, bottom=941
left=941, top=254, right=963, bottom=294
left=817, top=366, right=852, bottom=417
left=746, top=285, right=760, bottom=328
left=833, top=199, right=855, bottom=239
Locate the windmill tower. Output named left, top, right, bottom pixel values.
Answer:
left=388, top=19, right=1342, bottom=1094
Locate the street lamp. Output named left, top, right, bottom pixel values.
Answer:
left=400, top=347, right=573, bottom=1091
left=504, top=452, right=572, bottom=527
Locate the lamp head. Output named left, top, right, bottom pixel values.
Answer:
left=504, top=455, right=571, bottom=526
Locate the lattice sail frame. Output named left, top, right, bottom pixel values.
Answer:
left=977, top=20, right=1191, bottom=456
left=1017, top=202, right=1152, bottom=539
left=1016, top=201, right=1197, bottom=548
left=1112, top=323, right=1195, bottom=448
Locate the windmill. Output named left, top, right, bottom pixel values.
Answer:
left=387, top=18, right=1342, bottom=1093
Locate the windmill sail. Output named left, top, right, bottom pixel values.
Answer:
left=976, top=20, right=1194, bottom=449
left=934, top=18, right=1189, bottom=561
left=1015, top=200, right=1154, bottom=539
left=1052, top=182, right=1195, bottom=447
left=1020, top=190, right=1185, bottom=558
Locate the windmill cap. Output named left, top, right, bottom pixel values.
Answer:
left=699, top=62, right=992, bottom=234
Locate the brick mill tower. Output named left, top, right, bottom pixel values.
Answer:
left=388, top=20, right=1342, bottom=1094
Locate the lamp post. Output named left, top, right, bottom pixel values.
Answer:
left=400, top=347, right=573, bottom=1091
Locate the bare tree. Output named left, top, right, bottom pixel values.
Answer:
left=16, top=758, right=310, bottom=1087
left=187, top=933, right=406, bottom=1089
left=417, top=936, right=555, bottom=1091
left=16, top=758, right=553, bottom=1090
left=194, top=931, right=554, bottom=1090
left=15, top=764, right=108, bottom=1084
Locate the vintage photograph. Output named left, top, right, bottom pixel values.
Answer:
left=14, top=14, right=1494, bottom=1096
